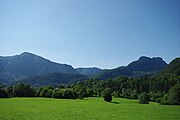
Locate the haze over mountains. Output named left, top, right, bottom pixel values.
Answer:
left=0, top=52, right=170, bottom=86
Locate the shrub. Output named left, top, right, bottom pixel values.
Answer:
left=13, top=83, right=35, bottom=97
left=149, top=92, right=163, bottom=102
left=156, top=97, right=163, bottom=103
left=40, top=86, right=54, bottom=98
left=85, top=88, right=94, bottom=97
left=138, top=92, right=149, bottom=104
left=0, top=89, right=8, bottom=98
left=159, top=94, right=168, bottom=105
left=36, top=87, right=44, bottom=97
left=53, top=88, right=77, bottom=99
left=102, top=88, right=113, bottom=102
left=74, top=87, right=86, bottom=99
left=6, top=86, right=14, bottom=97
left=62, top=89, right=77, bottom=99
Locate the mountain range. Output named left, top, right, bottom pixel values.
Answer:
left=95, top=56, right=167, bottom=79
left=0, top=52, right=77, bottom=77
left=0, top=52, right=79, bottom=85
left=0, top=52, right=170, bottom=86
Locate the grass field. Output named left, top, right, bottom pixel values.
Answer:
left=0, top=97, right=179, bottom=120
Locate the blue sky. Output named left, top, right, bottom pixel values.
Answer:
left=0, top=0, right=180, bottom=69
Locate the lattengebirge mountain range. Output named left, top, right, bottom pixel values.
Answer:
left=0, top=52, right=177, bottom=86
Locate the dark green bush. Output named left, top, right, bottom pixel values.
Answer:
left=13, top=83, right=35, bottom=97
left=39, top=86, right=54, bottom=98
left=0, top=89, right=8, bottom=98
left=53, top=88, right=77, bottom=99
left=102, top=88, right=113, bottom=102
left=138, top=92, right=149, bottom=104
left=156, top=97, right=163, bottom=103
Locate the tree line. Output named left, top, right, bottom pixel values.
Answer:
left=0, top=74, right=179, bottom=105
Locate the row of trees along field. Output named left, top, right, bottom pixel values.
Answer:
left=0, top=75, right=179, bottom=105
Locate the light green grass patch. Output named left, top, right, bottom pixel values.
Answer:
left=0, top=97, right=179, bottom=120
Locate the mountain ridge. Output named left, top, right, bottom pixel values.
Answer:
left=0, top=52, right=78, bottom=79
left=0, top=52, right=169, bottom=85
left=94, top=56, right=167, bottom=79
left=127, top=56, right=167, bottom=72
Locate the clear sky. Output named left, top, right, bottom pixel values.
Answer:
left=0, top=0, right=180, bottom=69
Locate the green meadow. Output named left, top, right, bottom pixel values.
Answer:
left=0, top=97, right=179, bottom=120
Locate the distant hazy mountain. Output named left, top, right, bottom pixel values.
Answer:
left=0, top=52, right=78, bottom=80
left=75, top=67, right=103, bottom=76
left=95, top=56, right=167, bottom=79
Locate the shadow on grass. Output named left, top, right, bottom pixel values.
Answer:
left=80, top=98, right=88, bottom=100
left=111, top=102, right=120, bottom=104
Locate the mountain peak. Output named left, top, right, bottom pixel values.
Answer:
left=0, top=52, right=78, bottom=77
left=20, top=52, right=38, bottom=57
left=138, top=56, right=151, bottom=61
left=138, top=56, right=165, bottom=62
left=21, top=52, right=32, bottom=55
left=128, top=56, right=167, bottom=72
left=152, top=57, right=163, bottom=61
left=139, top=56, right=150, bottom=59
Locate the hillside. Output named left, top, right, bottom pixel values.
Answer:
left=95, top=67, right=133, bottom=79
left=158, top=58, right=180, bottom=76
left=0, top=52, right=78, bottom=82
left=95, top=56, right=167, bottom=79
left=19, top=73, right=87, bottom=87
left=76, top=67, right=103, bottom=76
